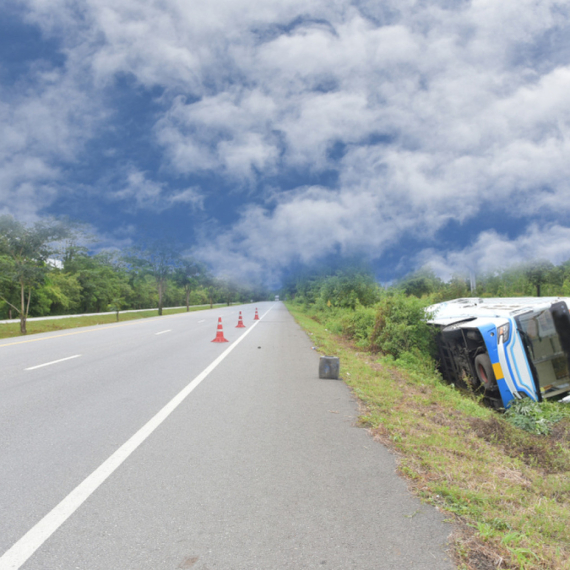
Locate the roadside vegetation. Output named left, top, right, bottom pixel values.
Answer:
left=284, top=266, right=570, bottom=570
left=0, top=304, right=229, bottom=341
left=0, top=215, right=270, bottom=335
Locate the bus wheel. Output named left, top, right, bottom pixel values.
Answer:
left=474, top=353, right=496, bottom=389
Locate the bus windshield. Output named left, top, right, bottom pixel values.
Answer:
left=516, top=305, right=570, bottom=398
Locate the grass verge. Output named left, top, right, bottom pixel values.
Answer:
left=0, top=304, right=228, bottom=340
left=287, top=303, right=570, bottom=570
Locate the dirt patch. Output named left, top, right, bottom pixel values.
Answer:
left=450, top=521, right=511, bottom=570
left=551, top=417, right=570, bottom=443
left=469, top=416, right=570, bottom=474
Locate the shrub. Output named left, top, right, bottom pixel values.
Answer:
left=370, top=293, right=436, bottom=359
left=504, top=399, right=570, bottom=435
left=338, top=306, right=377, bottom=345
left=318, top=272, right=381, bottom=309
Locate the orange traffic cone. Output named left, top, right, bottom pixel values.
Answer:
left=211, top=317, right=229, bottom=342
left=254, top=308, right=260, bottom=320
left=236, top=311, right=246, bottom=328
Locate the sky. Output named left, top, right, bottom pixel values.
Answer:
left=1, top=0, right=570, bottom=287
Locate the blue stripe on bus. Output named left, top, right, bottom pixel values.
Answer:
left=479, top=322, right=517, bottom=407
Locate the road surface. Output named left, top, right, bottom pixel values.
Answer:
left=0, top=302, right=454, bottom=569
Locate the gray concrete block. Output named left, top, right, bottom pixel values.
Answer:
left=319, top=356, right=340, bottom=379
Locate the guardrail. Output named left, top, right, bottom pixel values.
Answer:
left=0, top=304, right=230, bottom=325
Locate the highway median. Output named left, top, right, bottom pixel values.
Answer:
left=0, top=305, right=228, bottom=340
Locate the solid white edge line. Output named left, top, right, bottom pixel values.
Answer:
left=0, top=306, right=273, bottom=570
left=25, top=355, right=81, bottom=371
left=155, top=330, right=171, bottom=335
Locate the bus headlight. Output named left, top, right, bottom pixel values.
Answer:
left=498, top=323, right=510, bottom=344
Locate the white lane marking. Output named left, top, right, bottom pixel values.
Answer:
left=155, top=330, right=171, bottom=335
left=25, top=355, right=81, bottom=371
left=197, top=319, right=205, bottom=323
left=0, top=306, right=273, bottom=570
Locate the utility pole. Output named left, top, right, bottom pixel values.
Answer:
left=469, top=270, right=476, bottom=294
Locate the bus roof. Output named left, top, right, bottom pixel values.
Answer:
left=427, top=297, right=570, bottom=324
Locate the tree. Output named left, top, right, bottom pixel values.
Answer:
left=36, top=271, right=82, bottom=315
left=0, top=215, right=70, bottom=334
left=218, top=278, right=239, bottom=306
left=126, top=242, right=180, bottom=316
left=319, top=271, right=380, bottom=309
left=524, top=260, right=555, bottom=297
left=174, top=258, right=206, bottom=311
left=0, top=279, right=19, bottom=319
left=65, top=252, right=132, bottom=313
left=200, top=274, right=220, bottom=308
left=399, top=267, right=443, bottom=298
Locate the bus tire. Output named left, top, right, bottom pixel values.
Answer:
left=474, top=353, right=496, bottom=389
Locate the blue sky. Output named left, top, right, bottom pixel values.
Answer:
left=1, top=0, right=570, bottom=287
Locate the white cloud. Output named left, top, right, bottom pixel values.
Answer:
left=192, top=184, right=411, bottom=285
left=155, top=90, right=280, bottom=179
left=113, top=169, right=164, bottom=208
left=168, top=187, right=204, bottom=208
left=2, top=0, right=570, bottom=281
left=111, top=168, right=204, bottom=211
left=0, top=62, right=101, bottom=221
left=417, top=224, right=570, bottom=281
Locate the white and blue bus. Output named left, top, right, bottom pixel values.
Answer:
left=427, top=298, right=570, bottom=408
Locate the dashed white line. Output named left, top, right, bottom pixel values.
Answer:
left=0, top=306, right=274, bottom=570
left=155, top=330, right=171, bottom=335
left=25, top=355, right=81, bottom=371
left=197, top=319, right=205, bottom=323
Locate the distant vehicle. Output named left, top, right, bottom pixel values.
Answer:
left=275, top=295, right=280, bottom=301
left=427, top=298, right=570, bottom=408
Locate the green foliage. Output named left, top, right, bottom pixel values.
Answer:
left=189, top=287, right=209, bottom=305
left=0, top=214, right=270, bottom=330
left=524, top=260, right=557, bottom=297
left=285, top=265, right=381, bottom=309
left=40, top=271, right=82, bottom=315
left=432, top=274, right=470, bottom=302
left=338, top=306, right=377, bottom=345
left=370, top=293, right=436, bottom=359
left=125, top=241, right=181, bottom=315
left=398, top=267, right=443, bottom=298
left=66, top=253, right=133, bottom=313
left=504, top=399, right=570, bottom=435
left=318, top=272, right=381, bottom=308
left=173, top=258, right=206, bottom=310
left=126, top=273, right=157, bottom=309
left=0, top=215, right=71, bottom=332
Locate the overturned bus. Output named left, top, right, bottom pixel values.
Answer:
left=427, top=297, right=570, bottom=408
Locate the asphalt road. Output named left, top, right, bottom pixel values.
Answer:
left=0, top=302, right=455, bottom=569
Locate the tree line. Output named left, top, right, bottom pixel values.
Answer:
left=396, top=260, right=570, bottom=300
left=281, top=260, right=570, bottom=367
left=281, top=259, right=570, bottom=308
left=0, top=215, right=270, bottom=334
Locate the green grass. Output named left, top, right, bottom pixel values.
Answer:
left=287, top=302, right=570, bottom=570
left=0, top=304, right=228, bottom=340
